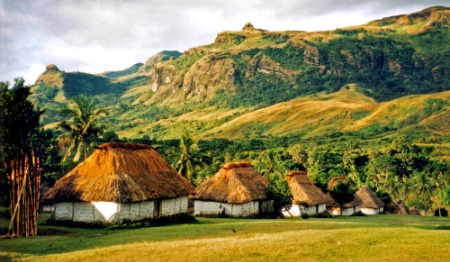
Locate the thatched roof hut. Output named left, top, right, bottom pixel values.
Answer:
left=282, top=171, right=329, bottom=217
left=45, top=142, right=194, bottom=202
left=356, top=186, right=385, bottom=209
left=191, top=162, right=269, bottom=204
left=286, top=171, right=329, bottom=206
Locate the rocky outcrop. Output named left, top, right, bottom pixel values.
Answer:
left=245, top=55, right=296, bottom=78
left=242, top=22, right=255, bottom=31
left=139, top=51, right=181, bottom=73
left=35, top=64, right=64, bottom=88
left=45, top=64, right=60, bottom=72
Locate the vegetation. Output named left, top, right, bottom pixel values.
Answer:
left=0, top=79, right=47, bottom=236
left=57, top=95, right=110, bottom=163
left=173, top=130, right=206, bottom=182
left=329, top=180, right=356, bottom=216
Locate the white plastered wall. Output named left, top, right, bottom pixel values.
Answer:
left=282, top=203, right=327, bottom=217
left=53, top=197, right=188, bottom=224
left=194, top=200, right=272, bottom=217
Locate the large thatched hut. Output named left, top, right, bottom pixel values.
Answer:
left=282, top=171, right=329, bottom=217
left=44, top=142, right=194, bottom=224
left=326, top=176, right=361, bottom=216
left=190, top=162, right=273, bottom=217
left=355, top=185, right=385, bottom=215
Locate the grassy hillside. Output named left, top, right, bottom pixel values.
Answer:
left=29, top=6, right=450, bottom=146
left=1, top=212, right=449, bottom=261
left=202, top=88, right=450, bottom=140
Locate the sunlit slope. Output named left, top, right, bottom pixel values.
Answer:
left=203, top=88, right=450, bottom=139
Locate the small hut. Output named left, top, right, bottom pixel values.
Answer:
left=44, top=142, right=194, bottom=224
left=282, top=171, right=329, bottom=217
left=190, top=162, right=273, bottom=217
left=326, top=176, right=361, bottom=216
left=355, top=185, right=385, bottom=215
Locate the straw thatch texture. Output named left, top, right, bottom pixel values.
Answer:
left=326, top=176, right=361, bottom=208
left=190, top=162, right=269, bottom=204
left=45, top=142, right=194, bottom=202
left=286, top=171, right=329, bottom=206
left=356, top=185, right=385, bottom=209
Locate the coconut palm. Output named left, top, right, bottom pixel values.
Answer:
left=174, top=130, right=204, bottom=181
left=58, top=95, right=110, bottom=162
left=413, top=171, right=434, bottom=212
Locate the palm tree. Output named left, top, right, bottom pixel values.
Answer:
left=58, top=95, right=110, bottom=162
left=174, top=130, right=204, bottom=181
left=258, top=150, right=286, bottom=177
left=413, top=171, right=433, bottom=212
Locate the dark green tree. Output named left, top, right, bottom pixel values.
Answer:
left=265, top=173, right=292, bottom=217
left=329, top=180, right=356, bottom=216
left=1, top=79, right=45, bottom=236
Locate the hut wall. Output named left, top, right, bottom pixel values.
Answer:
left=139, top=201, right=155, bottom=218
left=360, top=208, right=378, bottom=215
left=261, top=200, right=273, bottom=213
left=328, top=206, right=361, bottom=216
left=93, top=202, right=119, bottom=222
left=54, top=202, right=74, bottom=220
left=73, top=202, right=95, bottom=222
left=282, top=203, right=327, bottom=217
left=161, top=197, right=188, bottom=216
left=193, top=200, right=224, bottom=216
left=118, top=202, right=143, bottom=221
left=194, top=200, right=270, bottom=217
left=53, top=199, right=186, bottom=224
left=360, top=207, right=383, bottom=215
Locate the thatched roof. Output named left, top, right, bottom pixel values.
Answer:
left=326, top=176, right=361, bottom=208
left=44, top=142, right=194, bottom=202
left=327, top=176, right=347, bottom=190
left=190, top=162, right=269, bottom=204
left=286, top=171, right=329, bottom=206
left=355, top=185, right=385, bottom=209
left=396, top=200, right=410, bottom=214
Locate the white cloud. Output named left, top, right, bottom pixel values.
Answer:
left=1, top=0, right=448, bottom=85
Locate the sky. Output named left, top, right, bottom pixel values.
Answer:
left=1, top=0, right=448, bottom=85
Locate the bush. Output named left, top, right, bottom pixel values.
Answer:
left=312, top=211, right=332, bottom=218
left=351, top=210, right=366, bottom=216
left=301, top=213, right=310, bottom=219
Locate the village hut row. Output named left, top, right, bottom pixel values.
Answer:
left=44, top=142, right=385, bottom=224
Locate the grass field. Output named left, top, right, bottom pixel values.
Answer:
left=0, top=209, right=449, bottom=262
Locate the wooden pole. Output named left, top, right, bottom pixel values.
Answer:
left=7, top=166, right=27, bottom=236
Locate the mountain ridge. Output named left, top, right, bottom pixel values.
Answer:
left=30, top=6, right=450, bottom=146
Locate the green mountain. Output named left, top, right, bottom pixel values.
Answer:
left=31, top=6, right=450, bottom=147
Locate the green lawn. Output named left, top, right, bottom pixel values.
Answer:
left=0, top=209, right=449, bottom=261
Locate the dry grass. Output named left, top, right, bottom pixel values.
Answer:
left=203, top=89, right=450, bottom=139
left=203, top=89, right=375, bottom=139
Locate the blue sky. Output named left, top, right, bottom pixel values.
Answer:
left=1, top=0, right=448, bottom=84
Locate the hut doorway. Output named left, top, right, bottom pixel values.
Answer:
left=154, top=200, right=162, bottom=218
